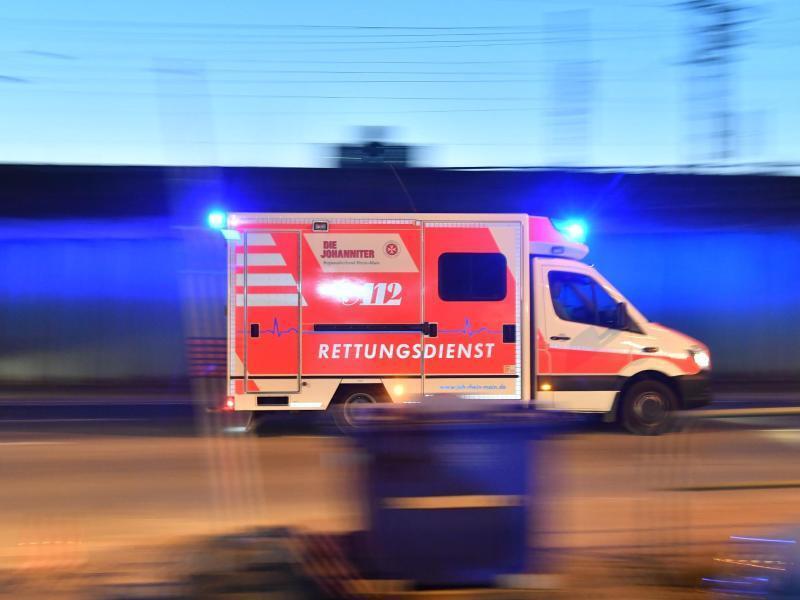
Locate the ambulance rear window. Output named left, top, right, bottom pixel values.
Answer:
left=438, top=252, right=507, bottom=302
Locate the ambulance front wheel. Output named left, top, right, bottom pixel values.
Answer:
left=621, top=379, right=676, bottom=436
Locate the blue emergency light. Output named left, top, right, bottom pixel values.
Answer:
left=553, top=218, right=588, bottom=244
left=207, top=210, right=227, bottom=230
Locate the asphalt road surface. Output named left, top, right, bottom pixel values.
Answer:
left=0, top=392, right=799, bottom=594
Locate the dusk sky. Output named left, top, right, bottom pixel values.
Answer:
left=0, top=0, right=796, bottom=168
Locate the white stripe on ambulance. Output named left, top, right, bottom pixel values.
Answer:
left=235, top=273, right=297, bottom=287
left=236, top=253, right=286, bottom=267
left=236, top=293, right=304, bottom=307
left=245, top=233, right=276, bottom=246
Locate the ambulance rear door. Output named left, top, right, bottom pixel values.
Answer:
left=239, top=230, right=303, bottom=394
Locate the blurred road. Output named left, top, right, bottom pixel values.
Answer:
left=1, top=391, right=799, bottom=581
left=1, top=389, right=798, bottom=424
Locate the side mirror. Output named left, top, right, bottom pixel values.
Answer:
left=615, top=302, right=630, bottom=330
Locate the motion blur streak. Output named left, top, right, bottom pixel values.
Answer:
left=2, top=1, right=800, bottom=597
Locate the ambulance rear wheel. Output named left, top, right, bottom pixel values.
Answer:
left=621, top=380, right=676, bottom=436
left=331, top=389, right=380, bottom=431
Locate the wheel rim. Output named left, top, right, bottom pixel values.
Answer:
left=342, top=393, right=376, bottom=426
left=632, top=391, right=668, bottom=425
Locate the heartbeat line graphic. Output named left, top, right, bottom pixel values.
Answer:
left=257, top=317, right=499, bottom=337
left=439, top=318, right=501, bottom=337
left=263, top=318, right=299, bottom=337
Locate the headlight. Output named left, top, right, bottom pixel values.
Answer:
left=689, top=348, right=711, bottom=370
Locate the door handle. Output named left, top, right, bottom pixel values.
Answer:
left=642, top=346, right=659, bottom=353
left=550, top=335, right=571, bottom=341
left=423, top=322, right=438, bottom=338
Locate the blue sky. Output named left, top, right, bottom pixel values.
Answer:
left=0, top=0, right=796, bottom=167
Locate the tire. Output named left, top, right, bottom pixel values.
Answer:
left=331, top=389, right=380, bottom=432
left=621, top=379, right=677, bottom=435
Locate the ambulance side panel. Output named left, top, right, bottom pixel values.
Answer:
left=226, top=214, right=527, bottom=409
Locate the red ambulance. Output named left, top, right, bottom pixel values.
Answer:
left=220, top=213, right=711, bottom=434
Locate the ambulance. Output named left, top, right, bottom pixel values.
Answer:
left=217, top=213, right=711, bottom=434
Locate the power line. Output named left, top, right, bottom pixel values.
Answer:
left=13, top=54, right=551, bottom=65
left=21, top=76, right=595, bottom=85
left=4, top=27, right=677, bottom=43
left=0, top=17, right=659, bottom=32
left=0, top=106, right=565, bottom=117
left=3, top=85, right=698, bottom=104
left=8, top=37, right=673, bottom=53
left=4, top=138, right=683, bottom=148
left=6, top=89, right=550, bottom=100
left=5, top=65, right=675, bottom=81
left=35, top=68, right=550, bottom=76
left=7, top=26, right=555, bottom=39
left=0, top=18, right=542, bottom=30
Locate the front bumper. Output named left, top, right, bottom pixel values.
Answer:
left=676, top=373, right=712, bottom=409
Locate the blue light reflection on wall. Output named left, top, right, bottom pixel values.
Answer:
left=0, top=220, right=187, bottom=383
left=2, top=218, right=799, bottom=383
left=590, top=229, right=800, bottom=376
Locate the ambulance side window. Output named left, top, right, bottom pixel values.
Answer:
left=548, top=271, right=619, bottom=328
left=438, top=252, right=507, bottom=301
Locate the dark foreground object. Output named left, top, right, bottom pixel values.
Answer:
left=351, top=403, right=569, bottom=587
